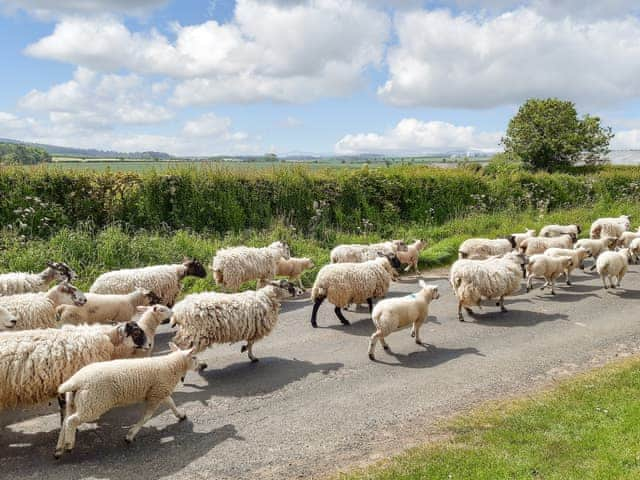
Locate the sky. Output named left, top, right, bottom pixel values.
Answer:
left=1, top=0, right=640, bottom=156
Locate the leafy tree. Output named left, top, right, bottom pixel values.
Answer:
left=0, top=143, right=51, bottom=165
left=502, top=98, right=613, bottom=170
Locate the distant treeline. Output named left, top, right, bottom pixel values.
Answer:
left=0, top=143, right=51, bottom=165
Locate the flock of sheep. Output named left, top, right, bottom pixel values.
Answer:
left=0, top=215, right=635, bottom=458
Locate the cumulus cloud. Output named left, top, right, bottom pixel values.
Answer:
left=334, top=118, right=502, bottom=155
left=0, top=0, right=166, bottom=17
left=611, top=130, right=640, bottom=150
left=182, top=112, right=248, bottom=141
left=379, top=8, right=640, bottom=109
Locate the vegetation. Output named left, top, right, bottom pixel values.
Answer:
left=0, top=143, right=50, bottom=165
left=502, top=98, right=613, bottom=171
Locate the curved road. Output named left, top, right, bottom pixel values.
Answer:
left=3, top=263, right=640, bottom=479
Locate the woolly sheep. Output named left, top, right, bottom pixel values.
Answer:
left=0, top=261, right=76, bottom=296
left=575, top=237, right=617, bottom=271
left=0, top=305, right=17, bottom=330
left=396, top=239, right=427, bottom=273
left=511, top=229, right=536, bottom=250
left=212, top=241, right=290, bottom=292
left=89, top=259, right=207, bottom=307
left=450, top=251, right=526, bottom=322
left=0, top=322, right=146, bottom=421
left=276, top=257, right=315, bottom=289
left=458, top=237, right=516, bottom=260
left=310, top=254, right=399, bottom=328
left=0, top=282, right=86, bottom=330
left=56, top=288, right=160, bottom=325
left=539, top=224, right=581, bottom=238
left=544, top=247, right=591, bottom=285
left=596, top=248, right=633, bottom=289
left=368, top=281, right=439, bottom=360
left=54, top=343, right=198, bottom=457
left=629, top=238, right=640, bottom=264
left=525, top=254, right=573, bottom=295
left=590, top=215, right=631, bottom=239
left=617, top=230, right=640, bottom=248
left=171, top=279, right=302, bottom=366
left=519, top=234, right=575, bottom=256
left=330, top=240, right=407, bottom=264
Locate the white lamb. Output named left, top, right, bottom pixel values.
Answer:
left=539, top=224, right=581, bottom=238
left=171, top=279, right=302, bottom=366
left=212, top=241, right=290, bottom=292
left=396, top=239, right=427, bottom=273
left=596, top=248, right=633, bottom=289
left=458, top=237, right=516, bottom=260
left=544, top=247, right=591, bottom=285
left=276, top=257, right=315, bottom=289
left=590, top=215, right=630, bottom=239
left=0, top=282, right=86, bottom=330
left=106, top=305, right=173, bottom=359
left=0, top=305, right=17, bottom=330
left=310, top=254, right=399, bottom=328
left=575, top=237, right=617, bottom=271
left=617, top=230, right=640, bottom=248
left=450, top=251, right=526, bottom=322
left=0, top=261, right=76, bottom=296
left=368, top=281, right=440, bottom=360
left=629, top=238, right=640, bottom=264
left=54, top=343, right=198, bottom=458
left=56, top=288, right=160, bottom=325
left=519, top=234, right=575, bottom=256
left=89, top=259, right=207, bottom=307
left=511, top=229, right=536, bottom=250
left=330, top=240, right=407, bottom=264
left=525, top=255, right=573, bottom=295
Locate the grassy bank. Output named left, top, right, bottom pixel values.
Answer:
left=336, top=355, right=640, bottom=480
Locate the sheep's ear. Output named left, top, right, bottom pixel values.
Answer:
left=169, top=342, right=179, bottom=352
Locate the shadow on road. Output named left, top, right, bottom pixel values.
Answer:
left=466, top=309, right=569, bottom=327
left=371, top=345, right=482, bottom=368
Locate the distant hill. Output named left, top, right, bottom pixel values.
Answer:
left=0, top=138, right=173, bottom=160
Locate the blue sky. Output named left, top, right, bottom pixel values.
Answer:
left=1, top=0, right=640, bottom=156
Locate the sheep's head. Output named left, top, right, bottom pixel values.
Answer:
left=377, top=252, right=401, bottom=280
left=169, top=343, right=199, bottom=379
left=503, top=251, right=528, bottom=267
left=137, top=304, right=173, bottom=327
left=392, top=240, right=408, bottom=252
left=118, top=321, right=148, bottom=350
left=603, top=237, right=618, bottom=250
left=573, top=224, right=582, bottom=235
left=0, top=306, right=17, bottom=330
left=569, top=233, right=578, bottom=244
left=266, top=279, right=303, bottom=299
left=57, top=281, right=87, bottom=307
left=418, top=280, right=439, bottom=301
left=183, top=258, right=207, bottom=278
left=270, top=241, right=291, bottom=260
left=560, top=256, right=573, bottom=268
left=46, top=261, right=77, bottom=283
left=303, top=258, right=315, bottom=269
left=415, top=239, right=427, bottom=250
left=506, top=235, right=517, bottom=249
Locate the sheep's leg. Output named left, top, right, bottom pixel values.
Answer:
left=54, top=417, right=69, bottom=458
left=57, top=394, right=66, bottom=425
left=310, top=296, right=325, bottom=328
left=413, top=320, right=425, bottom=345
left=126, top=400, right=161, bottom=443
left=498, top=296, right=507, bottom=313
left=549, top=277, right=556, bottom=295
left=366, top=298, right=373, bottom=317
left=526, top=274, right=533, bottom=292
left=297, top=277, right=305, bottom=290
left=457, top=301, right=465, bottom=322
left=62, top=413, right=82, bottom=454
left=164, top=396, right=186, bottom=421
left=380, top=336, right=390, bottom=351
left=334, top=306, right=350, bottom=325
left=601, top=274, right=608, bottom=289
left=368, top=330, right=383, bottom=360
left=241, top=341, right=259, bottom=362
left=565, top=269, right=572, bottom=286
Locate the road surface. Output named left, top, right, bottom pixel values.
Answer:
left=3, top=263, right=640, bottom=479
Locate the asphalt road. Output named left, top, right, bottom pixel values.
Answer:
left=3, top=262, right=640, bottom=479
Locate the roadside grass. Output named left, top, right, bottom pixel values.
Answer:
left=336, top=356, right=640, bottom=480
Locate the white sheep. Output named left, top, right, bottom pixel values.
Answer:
left=54, top=343, right=198, bottom=458
left=310, top=254, right=399, bottom=328
left=368, top=281, right=439, bottom=360
left=89, top=259, right=207, bottom=307
left=0, top=305, right=17, bottom=330
left=0, top=261, right=76, bottom=296
left=276, top=257, right=315, bottom=289
left=519, top=234, right=575, bottom=256
left=544, top=247, right=591, bottom=285
left=330, top=240, right=407, bottom=264
left=212, top=241, right=290, bottom=292
left=396, top=239, right=427, bottom=273
left=457, top=237, right=516, bottom=260
left=617, top=230, right=640, bottom=248
left=56, top=288, right=160, bottom=325
left=0, top=321, right=147, bottom=421
left=575, top=237, right=617, bottom=271
left=525, top=255, right=573, bottom=295
left=0, top=282, right=86, bottom=330
left=107, top=305, right=173, bottom=359
left=539, top=224, right=581, bottom=238
left=629, top=238, right=640, bottom=264
left=596, top=248, right=633, bottom=289
left=590, top=215, right=630, bottom=239
left=449, top=251, right=526, bottom=322
left=511, top=229, right=536, bottom=250
left=171, top=279, right=302, bottom=366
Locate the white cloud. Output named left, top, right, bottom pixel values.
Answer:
left=182, top=112, right=248, bottom=141
left=335, top=118, right=502, bottom=155
left=281, top=116, right=303, bottom=128
left=379, top=8, right=640, bottom=109
left=451, top=0, right=638, bottom=19
left=611, top=130, right=640, bottom=150
left=0, top=0, right=166, bottom=17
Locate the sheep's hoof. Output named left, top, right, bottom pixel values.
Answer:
left=566, top=281, right=572, bottom=286
left=500, top=307, right=507, bottom=313
left=464, top=307, right=473, bottom=315
left=458, top=315, right=465, bottom=322
left=410, top=331, right=415, bottom=338
left=550, top=291, right=556, bottom=295
left=124, top=437, right=133, bottom=444
left=368, top=353, right=375, bottom=361
left=53, top=451, right=63, bottom=459
left=240, top=344, right=247, bottom=353
left=250, top=357, right=259, bottom=363
left=383, top=344, right=390, bottom=351
left=178, top=414, right=187, bottom=422
left=311, top=322, right=318, bottom=328
left=197, top=362, right=208, bottom=372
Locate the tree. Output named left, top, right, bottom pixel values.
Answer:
left=502, top=98, right=613, bottom=170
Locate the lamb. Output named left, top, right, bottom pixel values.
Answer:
left=458, top=237, right=516, bottom=260
left=539, top=224, right=582, bottom=238
left=0, top=321, right=147, bottom=421
left=276, top=257, right=315, bottom=289
left=0, top=282, right=87, bottom=330
left=54, top=343, right=198, bottom=458
left=544, top=247, right=591, bottom=285
left=89, top=258, right=207, bottom=307
left=525, top=255, right=573, bottom=295
left=575, top=237, right=617, bottom=271
left=171, top=279, right=302, bottom=366
left=105, top=305, right=173, bottom=359
left=330, top=240, right=407, bottom=264
left=450, top=251, right=526, bottom=322
left=56, top=288, right=160, bottom=325
left=596, top=248, right=633, bottom=289
left=212, top=241, right=291, bottom=292
left=0, top=261, right=76, bottom=296
left=310, top=253, right=399, bottom=328
left=629, top=238, right=640, bottom=264
left=396, top=239, right=427, bottom=273
left=617, top=230, right=640, bottom=248
left=590, top=215, right=631, bottom=239
left=0, top=305, right=17, bottom=330
left=511, top=229, right=536, bottom=250
left=519, top=234, right=575, bottom=256
left=368, top=281, right=439, bottom=360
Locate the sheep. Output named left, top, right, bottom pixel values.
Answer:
left=511, top=229, right=536, bottom=250
left=458, top=237, right=516, bottom=260
left=544, top=247, right=591, bottom=285
left=539, top=224, right=581, bottom=238
left=0, top=261, right=76, bottom=296
left=575, top=236, right=617, bottom=271
left=276, top=257, right=315, bottom=289
left=617, top=230, right=640, bottom=248
left=330, top=240, right=407, bottom=264
left=449, top=251, right=526, bottom=322
left=89, top=258, right=207, bottom=307
left=54, top=343, right=198, bottom=458
left=590, top=215, right=631, bottom=239
left=310, top=253, right=399, bottom=328
left=212, top=241, right=290, bottom=292
left=596, top=248, right=633, bottom=289
left=171, top=279, right=302, bottom=366
left=104, top=305, right=173, bottom=359
left=519, top=234, right=575, bottom=256
left=629, top=238, right=640, bottom=264
left=0, top=281, right=87, bottom=330
left=0, top=305, right=17, bottom=330
left=396, top=239, right=427, bottom=273
left=0, top=321, right=147, bottom=422
left=56, top=288, right=160, bottom=325
left=525, top=255, right=573, bottom=295
left=368, top=281, right=440, bottom=360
